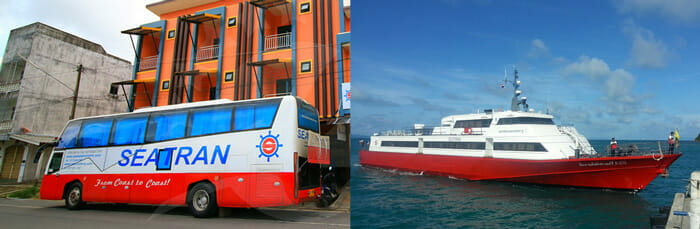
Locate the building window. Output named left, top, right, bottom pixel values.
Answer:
left=227, top=17, right=237, bottom=28
left=162, top=80, right=170, bottom=90
left=167, top=30, right=175, bottom=40
left=109, top=85, right=119, bottom=95
left=300, top=60, right=312, bottom=74
left=299, top=2, right=311, bottom=14
left=224, top=71, right=234, bottom=82
left=380, top=141, right=419, bottom=148
left=276, top=79, right=291, bottom=94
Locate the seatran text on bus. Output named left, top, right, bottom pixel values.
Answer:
left=118, top=145, right=231, bottom=166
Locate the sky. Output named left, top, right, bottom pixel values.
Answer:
left=353, top=0, right=700, bottom=140
left=0, top=0, right=160, bottom=62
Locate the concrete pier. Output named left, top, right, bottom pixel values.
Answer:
left=666, top=171, right=699, bottom=229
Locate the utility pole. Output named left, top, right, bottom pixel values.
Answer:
left=69, top=64, right=83, bottom=120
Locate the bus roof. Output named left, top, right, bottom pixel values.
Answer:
left=68, top=96, right=296, bottom=122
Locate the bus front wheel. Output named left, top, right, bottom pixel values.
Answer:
left=187, top=183, right=218, bottom=218
left=65, top=182, right=85, bottom=210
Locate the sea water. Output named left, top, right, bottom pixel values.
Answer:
left=351, top=139, right=699, bottom=228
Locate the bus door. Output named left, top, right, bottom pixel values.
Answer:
left=297, top=132, right=327, bottom=200
left=40, top=151, right=64, bottom=200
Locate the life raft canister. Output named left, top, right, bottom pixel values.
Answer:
left=464, top=128, right=472, bottom=135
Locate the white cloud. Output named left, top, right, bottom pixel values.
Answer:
left=528, top=38, right=550, bottom=58
left=614, top=0, right=700, bottom=24
left=0, top=0, right=160, bottom=62
left=561, top=56, right=610, bottom=78
left=560, top=56, right=657, bottom=121
left=622, top=20, right=671, bottom=69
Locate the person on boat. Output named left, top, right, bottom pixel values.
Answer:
left=610, top=138, right=618, bottom=156
left=668, top=132, right=675, bottom=154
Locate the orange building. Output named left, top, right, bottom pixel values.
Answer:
left=114, top=0, right=350, bottom=183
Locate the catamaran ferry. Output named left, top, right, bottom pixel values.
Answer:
left=359, top=69, right=681, bottom=191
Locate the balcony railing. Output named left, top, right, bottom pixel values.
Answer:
left=264, top=32, right=291, bottom=51
left=196, top=45, right=220, bottom=62
left=0, top=120, right=12, bottom=131
left=138, top=55, right=158, bottom=71
left=0, top=81, right=21, bottom=93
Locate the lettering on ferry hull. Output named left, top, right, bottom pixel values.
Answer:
left=578, top=161, right=627, bottom=167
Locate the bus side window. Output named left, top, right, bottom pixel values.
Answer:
left=79, top=119, right=113, bottom=147
left=234, top=105, right=254, bottom=130
left=156, top=148, right=173, bottom=170
left=47, top=153, right=63, bottom=174
left=147, top=112, right=187, bottom=142
left=255, top=103, right=278, bottom=128
left=57, top=121, right=81, bottom=149
left=112, top=116, right=148, bottom=145
left=189, top=107, right=232, bottom=136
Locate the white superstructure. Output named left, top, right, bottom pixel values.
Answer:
left=369, top=69, right=597, bottom=160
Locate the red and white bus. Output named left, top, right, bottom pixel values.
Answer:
left=40, top=96, right=329, bottom=217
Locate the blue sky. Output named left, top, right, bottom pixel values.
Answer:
left=352, top=0, right=700, bottom=140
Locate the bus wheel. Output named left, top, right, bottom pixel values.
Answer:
left=65, top=182, right=85, bottom=210
left=187, top=183, right=218, bottom=218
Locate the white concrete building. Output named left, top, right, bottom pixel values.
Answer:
left=0, top=22, right=132, bottom=183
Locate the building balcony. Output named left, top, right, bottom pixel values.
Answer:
left=139, top=55, right=158, bottom=71
left=264, top=32, right=291, bottom=51
left=196, top=45, right=220, bottom=62
left=0, top=120, right=12, bottom=132
left=0, top=81, right=21, bottom=93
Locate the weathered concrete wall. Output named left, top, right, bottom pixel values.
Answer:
left=10, top=23, right=133, bottom=137
left=0, top=22, right=133, bottom=182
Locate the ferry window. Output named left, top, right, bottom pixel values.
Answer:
left=380, top=141, right=419, bottom=147
left=454, top=119, right=492, bottom=128
left=79, top=119, right=113, bottom=147
left=146, top=111, right=187, bottom=142
left=189, top=106, right=232, bottom=136
left=234, top=105, right=254, bottom=130
left=424, top=141, right=485, bottom=150
left=497, top=117, right=554, bottom=125
left=298, top=101, right=319, bottom=132
left=57, top=121, right=81, bottom=149
left=112, top=116, right=148, bottom=145
left=255, top=102, right=278, bottom=128
left=156, top=148, right=173, bottom=170
left=494, top=142, right=547, bottom=152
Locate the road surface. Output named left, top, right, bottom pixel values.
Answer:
left=0, top=198, right=349, bottom=228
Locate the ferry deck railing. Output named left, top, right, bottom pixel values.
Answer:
left=588, top=142, right=681, bottom=159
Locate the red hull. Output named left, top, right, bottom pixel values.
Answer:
left=359, top=150, right=681, bottom=190
left=40, top=172, right=320, bottom=208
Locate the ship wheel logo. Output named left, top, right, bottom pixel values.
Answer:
left=344, top=89, right=351, bottom=102
left=256, top=131, right=283, bottom=162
